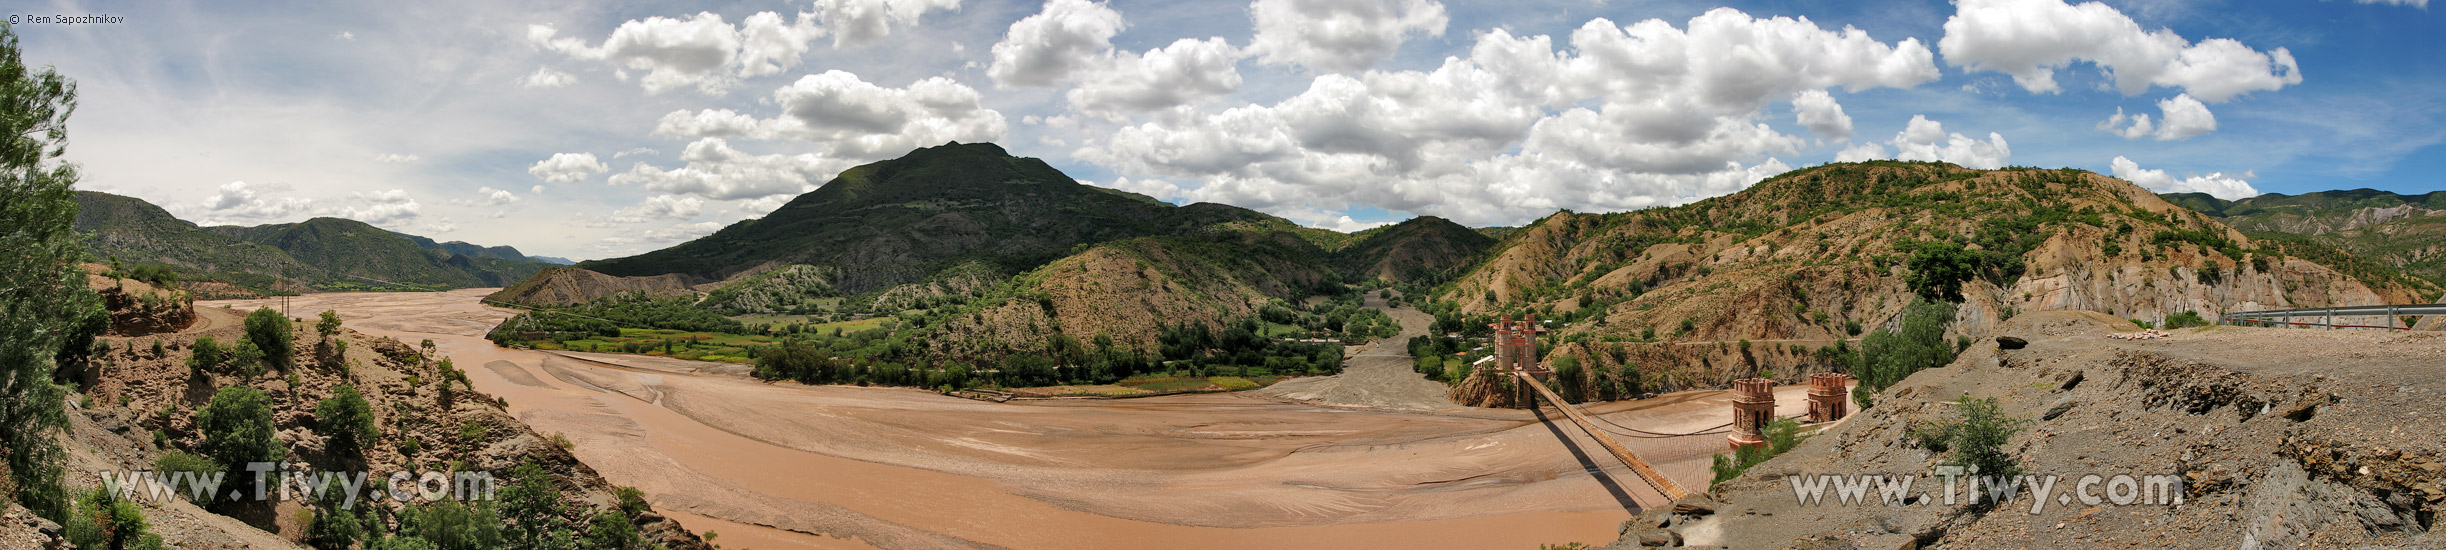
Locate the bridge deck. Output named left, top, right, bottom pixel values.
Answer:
left=1513, top=371, right=1690, bottom=509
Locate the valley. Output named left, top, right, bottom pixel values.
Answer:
left=204, top=288, right=1827, bottom=549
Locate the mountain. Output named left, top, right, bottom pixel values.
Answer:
left=1420, top=162, right=2429, bottom=390
left=1334, top=216, right=1497, bottom=283
left=485, top=266, right=703, bottom=306
left=71, top=191, right=554, bottom=293
left=579, top=141, right=1285, bottom=293
left=531, top=255, right=577, bottom=265
left=392, top=231, right=543, bottom=263
left=2166, top=189, right=2446, bottom=288
left=71, top=190, right=305, bottom=293
left=2165, top=189, right=2446, bottom=234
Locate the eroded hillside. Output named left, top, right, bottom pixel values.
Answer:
left=1437, top=162, right=2424, bottom=347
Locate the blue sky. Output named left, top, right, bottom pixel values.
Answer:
left=19, top=0, right=2442, bottom=260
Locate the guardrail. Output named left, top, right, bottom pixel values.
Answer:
left=2220, top=304, right=2446, bottom=330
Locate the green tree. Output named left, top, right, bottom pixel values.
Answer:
left=0, top=20, right=91, bottom=520
left=1928, top=396, right=2028, bottom=480
left=198, top=386, right=284, bottom=476
left=64, top=487, right=158, bottom=550
left=1904, top=240, right=1981, bottom=302
left=244, top=307, right=294, bottom=370
left=188, top=337, right=227, bottom=372
left=303, top=478, right=363, bottom=550
left=582, top=510, right=641, bottom=550
left=315, top=385, right=378, bottom=464
left=1853, top=299, right=1956, bottom=409
left=316, top=310, right=344, bottom=341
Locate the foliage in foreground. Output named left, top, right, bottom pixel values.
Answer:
left=1710, top=417, right=1811, bottom=487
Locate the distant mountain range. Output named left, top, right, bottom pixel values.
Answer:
left=491, top=143, right=2440, bottom=368
left=72, top=190, right=555, bottom=295
left=2164, top=189, right=2446, bottom=288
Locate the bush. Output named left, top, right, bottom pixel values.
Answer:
left=1922, top=397, right=2028, bottom=480
left=315, top=385, right=378, bottom=464
left=152, top=451, right=223, bottom=505
left=2163, top=310, right=2209, bottom=329
left=188, top=337, right=226, bottom=372
left=243, top=307, right=294, bottom=369
left=1852, top=299, right=1956, bottom=409
left=1709, top=417, right=1810, bottom=487
left=64, top=487, right=163, bottom=550
left=583, top=510, right=641, bottom=550
left=198, top=386, right=284, bottom=474
left=316, top=310, right=344, bottom=340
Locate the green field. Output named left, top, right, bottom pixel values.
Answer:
left=537, top=328, right=784, bottom=364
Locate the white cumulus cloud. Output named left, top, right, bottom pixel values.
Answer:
left=1247, top=0, right=1448, bottom=73
left=987, top=0, right=1127, bottom=88
left=1938, top=0, right=2301, bottom=102
left=529, top=10, right=825, bottom=95
left=1838, top=115, right=2012, bottom=169
left=652, top=71, right=1006, bottom=160
left=374, top=153, right=420, bottom=163
left=2110, top=156, right=2258, bottom=199
left=1791, top=89, right=1854, bottom=140
left=2102, top=93, right=2217, bottom=141
left=608, top=138, right=839, bottom=201
left=1075, top=8, right=1939, bottom=226
left=518, top=67, right=576, bottom=89
left=815, top=0, right=961, bottom=47
left=189, top=181, right=315, bottom=223
left=528, top=152, right=608, bottom=183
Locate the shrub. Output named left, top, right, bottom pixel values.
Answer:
left=1853, top=299, right=1956, bottom=410
left=613, top=486, right=649, bottom=517
left=198, top=386, right=284, bottom=473
left=188, top=337, right=226, bottom=372
left=583, top=509, right=641, bottom=550
left=243, top=307, right=294, bottom=369
left=316, top=310, right=343, bottom=340
left=64, top=487, right=161, bottom=550
left=1923, top=397, right=2029, bottom=480
left=315, top=385, right=378, bottom=463
left=151, top=451, right=223, bottom=505
left=1709, top=417, right=1810, bottom=487
left=2163, top=310, right=2209, bottom=329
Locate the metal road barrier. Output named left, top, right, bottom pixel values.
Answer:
left=2220, top=304, right=2446, bottom=330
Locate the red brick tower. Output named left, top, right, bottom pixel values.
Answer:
left=1728, top=378, right=1777, bottom=451
left=1807, top=373, right=1852, bottom=423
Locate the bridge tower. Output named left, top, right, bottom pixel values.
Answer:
left=1487, top=314, right=1548, bottom=408
left=1729, top=378, right=1777, bottom=451
left=1806, top=373, right=1851, bottom=423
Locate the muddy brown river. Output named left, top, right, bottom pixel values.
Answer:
left=207, top=289, right=1821, bottom=550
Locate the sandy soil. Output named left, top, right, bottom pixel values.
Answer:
left=205, top=289, right=1822, bottom=550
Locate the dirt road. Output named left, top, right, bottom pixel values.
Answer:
left=207, top=289, right=1822, bottom=550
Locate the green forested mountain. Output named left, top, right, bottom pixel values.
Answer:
left=578, top=141, right=1289, bottom=293
left=72, top=191, right=553, bottom=293
left=1335, top=216, right=1497, bottom=283
left=2164, top=189, right=2446, bottom=287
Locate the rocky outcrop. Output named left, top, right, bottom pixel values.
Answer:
left=1641, top=312, right=2445, bottom=548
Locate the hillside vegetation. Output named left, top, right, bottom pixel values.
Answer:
left=2169, top=189, right=2446, bottom=291
left=1421, top=161, right=2426, bottom=396
left=73, top=191, right=554, bottom=295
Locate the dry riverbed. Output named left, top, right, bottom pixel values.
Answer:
left=209, top=289, right=1820, bottom=550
